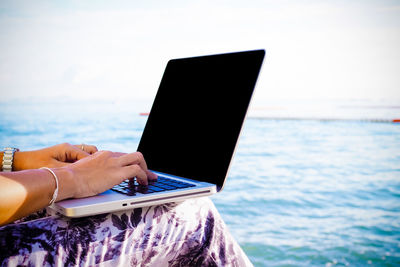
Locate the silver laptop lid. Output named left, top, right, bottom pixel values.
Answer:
left=138, top=49, right=265, bottom=191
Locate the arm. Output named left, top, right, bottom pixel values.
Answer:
left=0, top=168, right=74, bottom=224
left=0, top=149, right=156, bottom=226
left=0, top=143, right=98, bottom=171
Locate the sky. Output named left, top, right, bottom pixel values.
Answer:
left=0, top=0, right=399, bottom=104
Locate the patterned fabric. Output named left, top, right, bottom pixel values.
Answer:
left=0, top=197, right=253, bottom=267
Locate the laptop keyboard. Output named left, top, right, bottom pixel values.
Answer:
left=111, top=176, right=195, bottom=196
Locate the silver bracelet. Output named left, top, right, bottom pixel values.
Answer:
left=40, top=167, right=59, bottom=205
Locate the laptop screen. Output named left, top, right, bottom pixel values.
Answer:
left=138, top=50, right=265, bottom=191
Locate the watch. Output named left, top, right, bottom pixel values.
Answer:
left=2, top=147, right=19, bottom=172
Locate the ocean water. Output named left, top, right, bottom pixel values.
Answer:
left=0, top=99, right=399, bottom=266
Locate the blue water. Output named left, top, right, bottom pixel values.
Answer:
left=1, top=100, right=399, bottom=266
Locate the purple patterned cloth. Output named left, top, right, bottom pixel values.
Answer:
left=0, top=197, right=252, bottom=266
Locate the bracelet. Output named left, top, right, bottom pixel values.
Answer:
left=40, top=167, right=59, bottom=206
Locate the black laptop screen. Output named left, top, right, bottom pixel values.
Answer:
left=138, top=50, right=265, bottom=191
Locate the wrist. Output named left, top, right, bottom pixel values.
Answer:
left=0, top=150, right=32, bottom=171
left=12, top=151, right=29, bottom=171
left=13, top=150, right=49, bottom=171
left=52, top=167, right=76, bottom=201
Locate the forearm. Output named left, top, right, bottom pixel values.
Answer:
left=1, top=143, right=98, bottom=171
left=0, top=151, right=34, bottom=171
left=0, top=168, right=75, bottom=225
left=13, top=151, right=40, bottom=171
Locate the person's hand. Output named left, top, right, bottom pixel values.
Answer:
left=64, top=151, right=157, bottom=199
left=13, top=143, right=98, bottom=170
left=0, top=146, right=157, bottom=224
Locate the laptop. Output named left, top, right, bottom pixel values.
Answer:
left=50, top=49, right=265, bottom=217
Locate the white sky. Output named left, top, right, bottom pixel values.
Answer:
left=0, top=0, right=399, bottom=104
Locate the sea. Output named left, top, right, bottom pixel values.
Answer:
left=0, top=98, right=399, bottom=266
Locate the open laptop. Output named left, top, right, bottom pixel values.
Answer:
left=50, top=49, right=265, bottom=217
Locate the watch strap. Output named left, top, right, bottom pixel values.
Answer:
left=2, top=147, right=19, bottom=172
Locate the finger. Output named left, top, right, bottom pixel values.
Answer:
left=74, top=144, right=98, bottom=154
left=146, top=170, right=158, bottom=180
left=83, top=145, right=98, bottom=154
left=124, top=165, right=148, bottom=185
left=122, top=152, right=157, bottom=180
left=66, top=146, right=90, bottom=162
left=118, top=152, right=157, bottom=181
left=118, top=152, right=148, bottom=171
